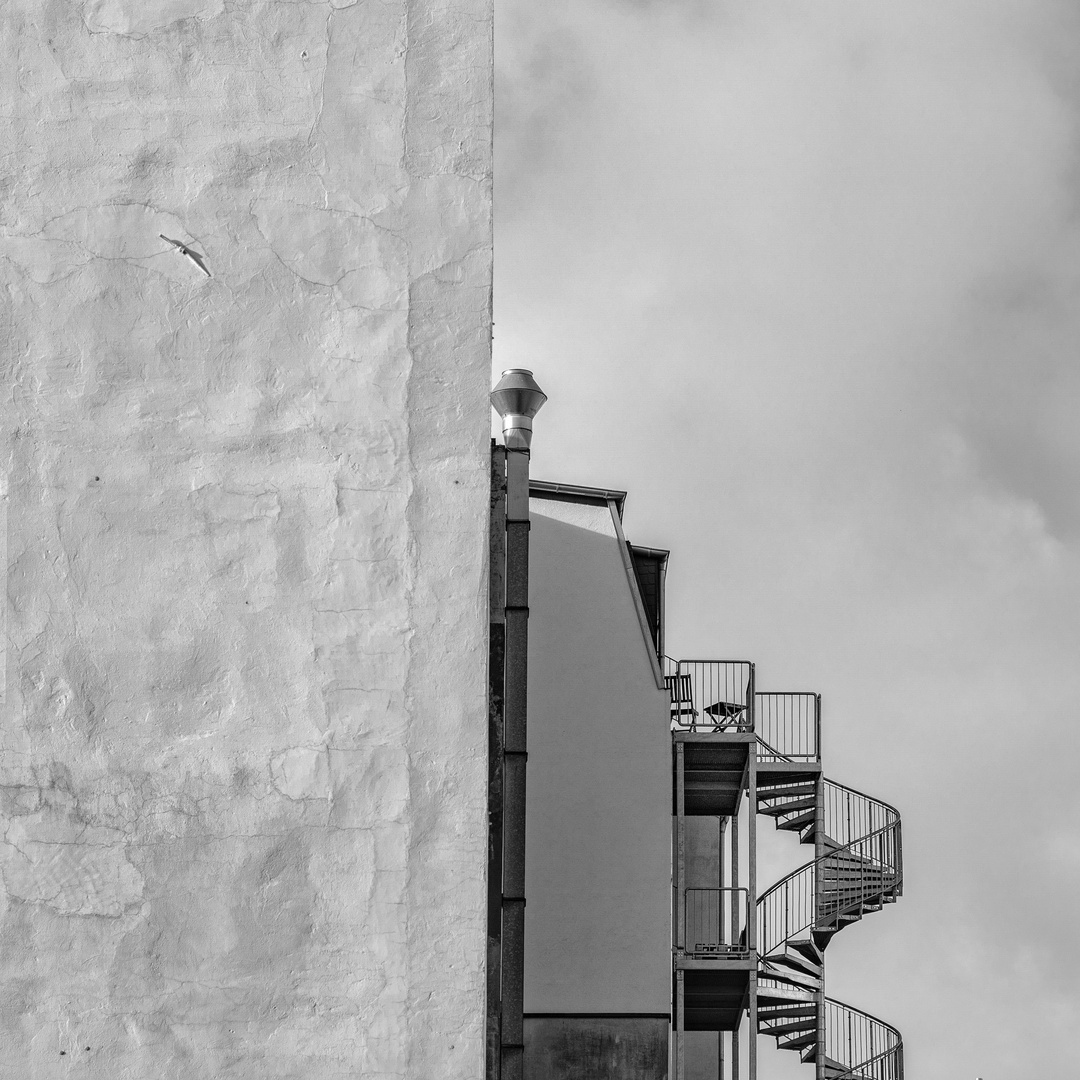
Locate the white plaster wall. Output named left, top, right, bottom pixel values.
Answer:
left=0, top=3, right=491, bottom=1076
left=525, top=498, right=671, bottom=1015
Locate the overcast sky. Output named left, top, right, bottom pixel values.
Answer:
left=494, top=1, right=1080, bottom=1076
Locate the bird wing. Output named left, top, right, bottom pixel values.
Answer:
left=161, top=234, right=211, bottom=277
left=183, top=250, right=212, bottom=277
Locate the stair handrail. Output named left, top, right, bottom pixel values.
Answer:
left=757, top=820, right=903, bottom=956
left=823, top=779, right=903, bottom=888
left=825, top=778, right=901, bottom=832
left=824, top=996, right=904, bottom=1080
left=757, top=858, right=814, bottom=958
left=754, top=733, right=788, bottom=761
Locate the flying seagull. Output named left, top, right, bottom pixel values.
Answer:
left=160, top=234, right=211, bottom=277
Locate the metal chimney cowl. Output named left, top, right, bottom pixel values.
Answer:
left=490, top=368, right=547, bottom=450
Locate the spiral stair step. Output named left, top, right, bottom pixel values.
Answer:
left=758, top=1012, right=817, bottom=1040
left=779, top=809, right=817, bottom=833
left=765, top=938, right=822, bottom=977
left=821, top=870, right=891, bottom=881
left=761, top=964, right=820, bottom=991
left=759, top=990, right=817, bottom=1010
left=777, top=1030, right=818, bottom=1052
left=821, top=850, right=879, bottom=865
left=820, top=889, right=889, bottom=906
left=757, top=780, right=817, bottom=800
left=757, top=780, right=822, bottom=845
left=820, top=1055, right=857, bottom=1078
left=820, top=866, right=888, bottom=880
left=759, top=796, right=816, bottom=816
left=761, top=1017, right=816, bottom=1039
left=757, top=982, right=816, bottom=1005
left=820, top=877, right=896, bottom=895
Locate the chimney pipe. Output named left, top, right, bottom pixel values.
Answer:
left=490, top=368, right=547, bottom=450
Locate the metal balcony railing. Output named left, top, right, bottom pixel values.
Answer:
left=664, top=659, right=754, bottom=732
left=684, top=887, right=750, bottom=956
left=755, top=692, right=820, bottom=762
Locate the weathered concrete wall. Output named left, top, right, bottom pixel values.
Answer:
left=524, top=1017, right=669, bottom=1080
left=0, top=2, right=491, bottom=1076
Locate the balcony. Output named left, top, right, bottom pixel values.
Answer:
left=684, top=887, right=751, bottom=958
left=665, top=660, right=821, bottom=767
left=665, top=660, right=755, bottom=733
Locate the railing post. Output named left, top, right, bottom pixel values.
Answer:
left=814, top=732, right=826, bottom=1080
left=675, top=968, right=685, bottom=1080
left=815, top=693, right=821, bottom=762
left=730, top=811, right=739, bottom=948
left=747, top=663, right=755, bottom=732
left=748, top=968, right=758, bottom=1080
left=732, top=1012, right=740, bottom=1080
left=719, top=817, right=726, bottom=947
left=895, top=817, right=904, bottom=892
left=747, top=714, right=757, bottom=953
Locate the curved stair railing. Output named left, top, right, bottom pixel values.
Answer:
left=754, top=698, right=903, bottom=1079
left=822, top=999, right=904, bottom=1080
left=757, top=786, right=902, bottom=946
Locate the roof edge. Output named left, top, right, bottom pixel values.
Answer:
left=629, top=544, right=670, bottom=568
left=529, top=479, right=628, bottom=520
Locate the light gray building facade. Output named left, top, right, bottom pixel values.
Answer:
left=0, top=4, right=493, bottom=1076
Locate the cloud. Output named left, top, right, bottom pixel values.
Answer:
left=497, top=1, right=1080, bottom=1076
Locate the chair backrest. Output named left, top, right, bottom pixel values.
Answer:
left=665, top=673, right=695, bottom=719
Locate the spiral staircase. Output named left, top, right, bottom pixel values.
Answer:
left=756, top=773, right=904, bottom=1079
left=669, top=662, right=904, bottom=1080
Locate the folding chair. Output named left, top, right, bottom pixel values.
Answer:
left=665, top=672, right=698, bottom=729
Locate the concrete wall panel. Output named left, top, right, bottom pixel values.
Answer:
left=0, top=2, right=491, bottom=1075
left=525, top=498, right=671, bottom=1016
left=524, top=1016, right=669, bottom=1080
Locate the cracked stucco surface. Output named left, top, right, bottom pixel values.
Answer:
left=0, top=1, right=491, bottom=1075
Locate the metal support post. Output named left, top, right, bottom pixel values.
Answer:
left=675, top=741, right=686, bottom=1080
left=748, top=748, right=757, bottom=952
left=815, top=766, right=826, bottom=1080
left=748, top=968, right=758, bottom=1080
left=675, top=968, right=685, bottom=1080
left=676, top=743, right=686, bottom=953
left=748, top=744, right=758, bottom=1080
left=718, top=817, right=726, bottom=947
left=730, top=812, right=739, bottom=947
left=732, top=1014, right=740, bottom=1080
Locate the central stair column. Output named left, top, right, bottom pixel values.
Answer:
left=675, top=741, right=686, bottom=1079
left=814, top=771, right=826, bottom=1080
left=747, top=745, right=758, bottom=1080
left=718, top=817, right=725, bottom=1080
